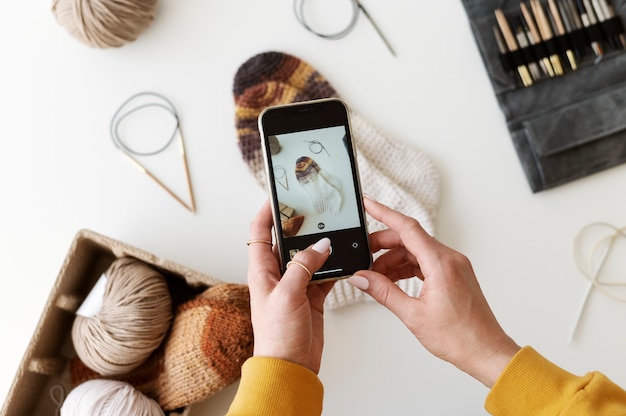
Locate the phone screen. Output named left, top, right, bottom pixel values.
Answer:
left=259, top=99, right=372, bottom=282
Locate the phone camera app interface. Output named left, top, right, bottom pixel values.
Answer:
left=269, top=126, right=360, bottom=240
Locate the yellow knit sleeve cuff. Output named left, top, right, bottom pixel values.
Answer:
left=485, top=346, right=591, bottom=415
left=226, top=356, right=324, bottom=416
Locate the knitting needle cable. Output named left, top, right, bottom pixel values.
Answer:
left=569, top=222, right=626, bottom=343
left=293, top=0, right=396, bottom=56
left=306, top=140, right=331, bottom=157
left=357, top=2, right=396, bottom=56
left=110, top=92, right=196, bottom=213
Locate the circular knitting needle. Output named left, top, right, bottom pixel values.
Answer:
left=357, top=2, right=396, bottom=56
left=110, top=92, right=196, bottom=213
left=293, top=0, right=396, bottom=57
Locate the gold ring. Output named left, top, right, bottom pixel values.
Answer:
left=286, top=260, right=313, bottom=280
left=246, top=239, right=273, bottom=246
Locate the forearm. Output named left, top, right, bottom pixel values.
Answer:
left=485, top=346, right=626, bottom=415
left=226, top=357, right=324, bottom=416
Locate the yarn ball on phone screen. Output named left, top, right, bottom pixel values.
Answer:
left=51, top=0, right=158, bottom=48
left=71, top=257, right=173, bottom=376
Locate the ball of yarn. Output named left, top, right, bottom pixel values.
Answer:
left=61, top=379, right=164, bottom=416
left=72, top=257, right=173, bottom=376
left=51, top=0, right=158, bottom=48
left=70, top=284, right=253, bottom=411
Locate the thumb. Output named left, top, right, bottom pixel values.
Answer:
left=347, top=270, right=416, bottom=320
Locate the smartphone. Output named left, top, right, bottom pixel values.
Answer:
left=258, top=98, right=372, bottom=283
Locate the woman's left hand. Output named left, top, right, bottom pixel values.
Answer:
left=247, top=201, right=335, bottom=374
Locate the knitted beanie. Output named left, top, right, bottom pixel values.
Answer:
left=295, top=156, right=343, bottom=214
left=233, top=51, right=441, bottom=309
left=71, top=284, right=253, bottom=411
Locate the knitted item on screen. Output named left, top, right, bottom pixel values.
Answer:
left=233, top=51, right=441, bottom=309
left=295, top=156, right=343, bottom=214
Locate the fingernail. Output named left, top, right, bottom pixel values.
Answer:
left=312, top=237, right=331, bottom=254
left=363, top=193, right=377, bottom=201
left=347, top=275, right=369, bottom=290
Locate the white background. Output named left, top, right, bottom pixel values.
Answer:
left=2, top=1, right=626, bottom=415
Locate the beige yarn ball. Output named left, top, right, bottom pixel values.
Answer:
left=61, top=379, right=164, bottom=416
left=51, top=0, right=158, bottom=48
left=71, top=257, right=173, bottom=376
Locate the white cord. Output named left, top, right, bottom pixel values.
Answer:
left=569, top=222, right=626, bottom=343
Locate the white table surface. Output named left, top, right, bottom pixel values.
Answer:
left=2, top=1, right=626, bottom=415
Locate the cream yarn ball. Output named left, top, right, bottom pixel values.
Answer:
left=61, top=379, right=164, bottom=415
left=51, top=0, right=158, bottom=48
left=71, top=257, right=173, bottom=376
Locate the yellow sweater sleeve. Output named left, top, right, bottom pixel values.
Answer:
left=226, top=356, right=324, bottom=416
left=485, top=346, right=626, bottom=415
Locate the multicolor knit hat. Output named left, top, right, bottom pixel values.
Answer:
left=71, top=284, right=253, bottom=411
left=234, top=52, right=338, bottom=188
left=234, top=51, right=441, bottom=309
left=295, top=156, right=343, bottom=214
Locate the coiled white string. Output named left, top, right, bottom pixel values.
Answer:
left=569, top=222, right=626, bottom=343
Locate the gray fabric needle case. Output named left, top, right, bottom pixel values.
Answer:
left=461, top=0, right=626, bottom=192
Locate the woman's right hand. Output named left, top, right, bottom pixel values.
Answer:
left=347, top=196, right=520, bottom=387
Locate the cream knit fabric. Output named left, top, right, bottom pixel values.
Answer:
left=324, top=112, right=440, bottom=309
left=233, top=51, right=441, bottom=309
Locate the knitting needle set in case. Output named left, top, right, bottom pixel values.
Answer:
left=461, top=0, right=626, bottom=192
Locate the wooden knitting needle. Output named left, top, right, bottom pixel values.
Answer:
left=513, top=17, right=542, bottom=80
left=494, top=9, right=534, bottom=87
left=122, top=152, right=195, bottom=213
left=548, top=0, right=577, bottom=69
left=520, top=2, right=556, bottom=77
left=357, top=2, right=396, bottom=57
left=530, top=0, right=564, bottom=75
left=120, top=127, right=196, bottom=213
left=176, top=125, right=196, bottom=213
left=591, top=0, right=625, bottom=49
left=493, top=25, right=520, bottom=81
left=601, top=0, right=626, bottom=48
left=577, top=0, right=604, bottom=57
